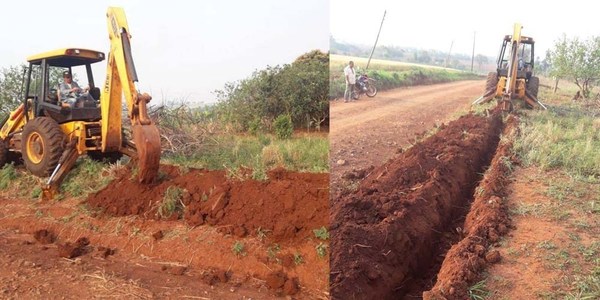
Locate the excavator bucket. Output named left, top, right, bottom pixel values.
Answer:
left=132, top=123, right=161, bottom=183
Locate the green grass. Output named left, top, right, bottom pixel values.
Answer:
left=61, top=158, right=118, bottom=198
left=330, top=54, right=482, bottom=98
left=232, top=241, right=246, bottom=257
left=468, top=279, right=489, bottom=300
left=0, top=163, right=17, bottom=190
left=163, top=133, right=328, bottom=174
left=313, top=226, right=329, bottom=240
left=515, top=105, right=600, bottom=179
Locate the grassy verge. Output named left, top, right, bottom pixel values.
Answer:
left=163, top=133, right=329, bottom=175
left=330, top=54, right=482, bottom=98
left=484, top=84, right=600, bottom=299
left=515, top=105, right=600, bottom=180
left=0, top=157, right=122, bottom=200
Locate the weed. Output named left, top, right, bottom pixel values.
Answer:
left=267, top=244, right=281, bottom=262
left=34, top=210, right=43, bottom=218
left=232, top=241, right=246, bottom=257
left=468, top=279, right=489, bottom=300
left=500, top=156, right=514, bottom=172
left=293, top=253, right=304, bottom=265
left=30, top=187, right=42, bottom=199
left=256, top=227, right=269, bottom=241
left=315, top=242, right=327, bottom=258
left=313, top=226, right=329, bottom=240
left=475, top=186, right=485, bottom=197
left=157, top=186, right=185, bottom=219
left=0, top=164, right=17, bottom=190
left=537, top=240, right=557, bottom=250
left=131, top=227, right=141, bottom=236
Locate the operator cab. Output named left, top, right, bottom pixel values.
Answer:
left=25, top=48, right=105, bottom=124
left=497, top=35, right=535, bottom=80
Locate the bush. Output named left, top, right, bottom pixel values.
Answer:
left=273, top=114, right=293, bottom=140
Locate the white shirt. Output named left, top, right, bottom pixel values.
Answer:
left=344, top=65, right=356, bottom=84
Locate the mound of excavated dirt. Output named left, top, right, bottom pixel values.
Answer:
left=86, top=166, right=328, bottom=243
left=423, top=115, right=519, bottom=300
left=330, top=112, right=503, bottom=299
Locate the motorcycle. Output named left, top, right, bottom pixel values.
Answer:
left=352, top=74, right=377, bottom=100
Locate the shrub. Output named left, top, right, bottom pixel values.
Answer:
left=273, top=114, right=293, bottom=140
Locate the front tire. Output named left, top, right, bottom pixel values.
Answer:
left=21, top=117, right=64, bottom=177
left=366, top=85, right=377, bottom=97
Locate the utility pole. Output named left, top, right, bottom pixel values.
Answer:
left=366, top=10, right=386, bottom=70
left=471, top=31, right=476, bottom=72
left=445, top=40, right=454, bottom=68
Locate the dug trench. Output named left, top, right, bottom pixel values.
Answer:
left=331, top=110, right=518, bottom=299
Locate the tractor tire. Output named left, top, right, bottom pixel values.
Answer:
left=484, top=72, right=499, bottom=97
left=528, top=76, right=540, bottom=98
left=87, top=151, right=123, bottom=164
left=21, top=117, right=64, bottom=177
left=0, top=140, right=7, bottom=168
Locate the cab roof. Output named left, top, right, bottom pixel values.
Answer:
left=27, top=48, right=105, bottom=67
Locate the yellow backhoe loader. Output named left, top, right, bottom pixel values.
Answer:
left=473, top=23, right=547, bottom=111
left=0, top=7, right=161, bottom=199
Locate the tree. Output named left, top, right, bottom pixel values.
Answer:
left=475, top=54, right=489, bottom=72
left=548, top=35, right=600, bottom=99
left=1, top=64, right=68, bottom=115
left=0, top=65, right=27, bottom=115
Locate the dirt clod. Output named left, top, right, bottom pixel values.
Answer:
left=152, top=230, right=164, bottom=241
left=58, top=237, right=90, bottom=259
left=283, top=278, right=299, bottom=295
left=266, top=271, right=287, bottom=289
left=485, top=250, right=501, bottom=264
left=33, top=229, right=55, bottom=244
left=96, top=246, right=115, bottom=259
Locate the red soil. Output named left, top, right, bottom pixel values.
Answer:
left=330, top=112, right=503, bottom=299
left=87, top=166, right=328, bottom=244
left=423, top=115, right=519, bottom=299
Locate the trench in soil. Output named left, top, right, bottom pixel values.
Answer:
left=330, top=111, right=505, bottom=300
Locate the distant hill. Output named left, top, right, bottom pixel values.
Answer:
left=330, top=36, right=496, bottom=74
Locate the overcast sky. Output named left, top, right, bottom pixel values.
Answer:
left=331, top=0, right=599, bottom=59
left=0, top=0, right=328, bottom=104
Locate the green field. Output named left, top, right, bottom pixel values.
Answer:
left=330, top=54, right=482, bottom=99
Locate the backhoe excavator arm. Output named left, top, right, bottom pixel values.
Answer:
left=101, top=7, right=161, bottom=183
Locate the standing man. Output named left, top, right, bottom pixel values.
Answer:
left=344, top=61, right=356, bottom=102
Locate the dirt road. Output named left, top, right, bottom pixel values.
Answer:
left=330, top=80, right=485, bottom=195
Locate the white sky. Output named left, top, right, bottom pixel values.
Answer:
left=0, top=0, right=329, bottom=104
left=331, top=0, right=599, bottom=59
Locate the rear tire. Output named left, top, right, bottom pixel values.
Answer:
left=484, top=72, right=499, bottom=97
left=21, top=117, right=64, bottom=177
left=528, top=76, right=540, bottom=98
left=351, top=90, right=359, bottom=100
left=366, top=85, right=377, bottom=97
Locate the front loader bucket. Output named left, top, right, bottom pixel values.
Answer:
left=132, top=124, right=161, bottom=183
